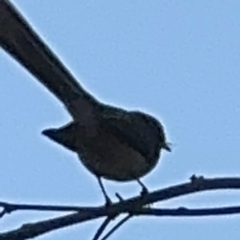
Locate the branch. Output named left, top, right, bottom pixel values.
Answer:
left=0, top=176, right=240, bottom=239
left=133, top=205, right=240, bottom=217
left=99, top=215, right=132, bottom=240
left=0, top=201, right=95, bottom=215
left=92, top=217, right=113, bottom=240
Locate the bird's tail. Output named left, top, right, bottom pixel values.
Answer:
left=0, top=0, right=98, bottom=118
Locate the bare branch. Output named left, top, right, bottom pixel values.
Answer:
left=100, top=215, right=132, bottom=240
left=0, top=201, right=97, bottom=218
left=1, top=176, right=240, bottom=239
left=92, top=217, right=112, bottom=240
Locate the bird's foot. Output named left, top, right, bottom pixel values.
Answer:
left=136, top=178, right=149, bottom=196
left=97, top=177, right=113, bottom=206
left=140, top=185, right=149, bottom=196
left=104, top=195, right=113, bottom=207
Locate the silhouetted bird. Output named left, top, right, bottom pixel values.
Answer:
left=0, top=0, right=171, bottom=203
left=42, top=108, right=171, bottom=202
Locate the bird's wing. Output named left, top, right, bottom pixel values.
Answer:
left=99, top=108, right=154, bottom=160
left=0, top=0, right=98, bottom=119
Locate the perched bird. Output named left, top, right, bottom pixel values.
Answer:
left=42, top=108, right=171, bottom=202
left=0, top=0, right=171, bottom=203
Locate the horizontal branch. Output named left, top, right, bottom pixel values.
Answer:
left=1, top=176, right=240, bottom=240
left=135, top=205, right=240, bottom=217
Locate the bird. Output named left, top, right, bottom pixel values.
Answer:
left=42, top=107, right=171, bottom=202
left=0, top=0, right=171, bottom=204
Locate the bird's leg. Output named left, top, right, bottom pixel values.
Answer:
left=97, top=177, right=112, bottom=206
left=136, top=179, right=148, bottom=196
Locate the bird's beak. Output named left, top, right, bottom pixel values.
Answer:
left=163, top=142, right=171, bottom=152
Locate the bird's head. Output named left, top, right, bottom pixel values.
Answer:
left=128, top=111, right=171, bottom=158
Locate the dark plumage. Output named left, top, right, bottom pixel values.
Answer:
left=0, top=0, right=171, bottom=203
left=42, top=110, right=171, bottom=181
left=42, top=108, right=171, bottom=202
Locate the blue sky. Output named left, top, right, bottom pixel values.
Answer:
left=1, top=1, right=240, bottom=239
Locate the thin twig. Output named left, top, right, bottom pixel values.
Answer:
left=134, top=205, right=240, bottom=217
left=2, top=177, right=240, bottom=239
left=92, top=217, right=112, bottom=240
left=0, top=201, right=96, bottom=217
left=100, top=214, right=132, bottom=240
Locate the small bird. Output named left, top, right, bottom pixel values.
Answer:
left=42, top=107, right=171, bottom=202
left=0, top=0, right=171, bottom=204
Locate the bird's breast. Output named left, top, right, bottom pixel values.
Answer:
left=77, top=126, right=160, bottom=181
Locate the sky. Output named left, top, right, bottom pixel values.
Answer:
left=0, top=0, right=240, bottom=239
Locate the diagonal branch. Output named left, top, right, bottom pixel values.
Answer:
left=1, top=176, right=240, bottom=239
left=100, top=214, right=132, bottom=240
left=92, top=217, right=113, bottom=240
